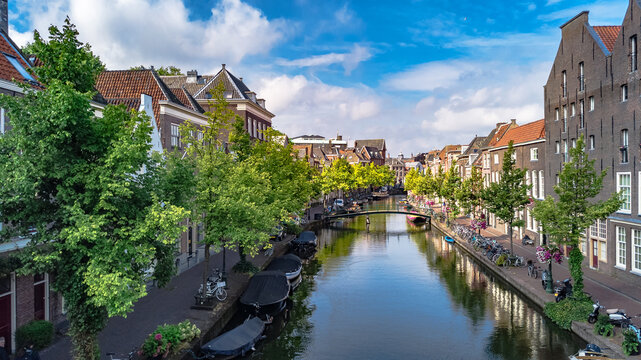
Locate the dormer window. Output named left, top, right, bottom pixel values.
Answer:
left=223, top=91, right=233, bottom=99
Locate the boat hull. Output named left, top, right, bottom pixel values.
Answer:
left=201, top=317, right=265, bottom=358
left=406, top=215, right=426, bottom=224
left=445, top=236, right=455, bottom=243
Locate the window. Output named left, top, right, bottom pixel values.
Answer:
left=170, top=123, right=180, bottom=149
left=579, top=99, right=585, bottom=128
left=562, top=105, right=568, bottom=132
left=633, top=229, right=641, bottom=273
left=563, top=140, right=568, bottom=162
left=617, top=226, right=627, bottom=268
left=511, top=152, right=516, bottom=161
left=571, top=138, right=576, bottom=148
left=617, top=172, right=632, bottom=213
left=197, top=130, right=203, bottom=141
left=4, top=54, right=34, bottom=81
left=526, top=171, right=531, bottom=196
left=571, top=102, right=576, bottom=117
left=532, top=170, right=538, bottom=198
left=555, top=141, right=560, bottom=154
left=589, top=135, right=595, bottom=150
left=556, top=174, right=560, bottom=184
left=555, top=108, right=559, bottom=121
left=590, top=219, right=607, bottom=239
left=494, top=154, right=499, bottom=164
left=622, top=84, right=628, bottom=102
left=539, top=171, right=544, bottom=198
left=0, top=108, right=4, bottom=134
left=562, top=70, right=567, bottom=97
left=530, top=148, right=538, bottom=161
left=621, top=129, right=629, bottom=163
left=589, top=96, right=595, bottom=111
left=579, top=62, right=585, bottom=91
left=631, top=35, right=638, bottom=72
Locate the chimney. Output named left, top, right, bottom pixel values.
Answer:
left=0, top=0, right=6, bottom=35
left=186, top=70, right=198, bottom=83
left=239, top=77, right=243, bottom=82
left=510, top=118, right=517, bottom=125
left=495, top=122, right=507, bottom=128
left=257, top=98, right=266, bottom=108
left=222, top=64, right=226, bottom=69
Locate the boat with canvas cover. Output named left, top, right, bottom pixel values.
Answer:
left=240, top=271, right=290, bottom=317
left=200, top=316, right=265, bottom=358
left=291, top=231, right=317, bottom=259
left=266, top=254, right=303, bottom=280
left=406, top=213, right=426, bottom=224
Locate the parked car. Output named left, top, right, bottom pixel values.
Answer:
left=333, top=199, right=344, bottom=208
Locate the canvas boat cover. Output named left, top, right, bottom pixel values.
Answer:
left=266, top=254, right=302, bottom=274
left=293, top=231, right=317, bottom=245
left=240, top=270, right=290, bottom=306
left=201, top=317, right=265, bottom=356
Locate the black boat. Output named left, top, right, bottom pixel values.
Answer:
left=291, top=231, right=317, bottom=259
left=266, top=254, right=302, bottom=280
left=240, top=271, right=290, bottom=317
left=200, top=317, right=265, bottom=358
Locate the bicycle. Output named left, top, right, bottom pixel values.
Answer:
left=106, top=347, right=138, bottom=360
left=527, top=260, right=540, bottom=279
left=503, top=255, right=524, bottom=267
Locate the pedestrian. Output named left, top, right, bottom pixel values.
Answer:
left=0, top=337, right=9, bottom=360
left=366, top=216, right=370, bottom=232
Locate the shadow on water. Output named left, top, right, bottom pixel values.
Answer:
left=234, top=196, right=584, bottom=360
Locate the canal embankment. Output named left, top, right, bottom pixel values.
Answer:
left=429, top=213, right=636, bottom=359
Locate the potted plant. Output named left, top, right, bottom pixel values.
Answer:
left=623, top=329, right=640, bottom=356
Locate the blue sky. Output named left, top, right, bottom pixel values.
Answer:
left=8, top=0, right=630, bottom=155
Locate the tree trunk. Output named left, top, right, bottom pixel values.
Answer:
left=239, top=244, right=247, bottom=264
left=508, top=222, right=513, bottom=254
left=202, top=243, right=210, bottom=298
left=71, top=327, right=99, bottom=360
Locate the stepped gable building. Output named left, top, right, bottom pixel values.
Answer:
left=544, top=5, right=641, bottom=282
left=0, top=16, right=64, bottom=352
left=161, top=65, right=274, bottom=141
left=487, top=119, right=545, bottom=243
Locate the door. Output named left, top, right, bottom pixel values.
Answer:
left=592, top=240, right=599, bottom=268
left=33, top=274, right=45, bottom=320
left=0, top=276, right=11, bottom=353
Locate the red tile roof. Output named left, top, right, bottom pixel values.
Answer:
left=493, top=119, right=545, bottom=148
left=593, top=26, right=621, bottom=52
left=488, top=123, right=513, bottom=147
left=0, top=31, right=37, bottom=85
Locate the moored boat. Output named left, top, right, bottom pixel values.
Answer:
left=569, top=344, right=614, bottom=359
left=291, top=231, right=318, bottom=259
left=445, top=236, right=455, bottom=243
left=372, top=191, right=389, bottom=200
left=266, top=254, right=303, bottom=280
left=406, top=213, right=427, bottom=224
left=200, top=316, right=265, bottom=358
left=240, top=271, right=290, bottom=317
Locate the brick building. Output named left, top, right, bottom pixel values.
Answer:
left=544, top=5, right=641, bottom=283
left=487, top=119, right=546, bottom=244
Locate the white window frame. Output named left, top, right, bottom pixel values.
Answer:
left=526, top=171, right=531, bottom=196
left=579, top=62, right=585, bottom=91
left=493, top=153, right=499, bottom=164
left=617, top=172, right=632, bottom=214
left=530, top=148, right=538, bottom=161
left=0, top=108, right=4, bottom=134
left=589, top=96, right=594, bottom=111
left=622, top=84, right=628, bottom=102
left=616, top=226, right=627, bottom=269
left=589, top=135, right=595, bottom=150
left=571, top=102, right=576, bottom=117
left=555, top=141, right=560, bottom=154
left=555, top=108, right=559, bottom=121
left=539, top=171, right=544, bottom=199
left=632, top=228, right=641, bottom=275
left=170, top=123, right=180, bottom=148
left=532, top=170, right=538, bottom=199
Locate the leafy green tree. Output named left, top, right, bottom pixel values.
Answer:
left=26, top=17, right=104, bottom=93
left=320, top=158, right=355, bottom=197
left=129, top=65, right=183, bottom=76
left=404, top=168, right=420, bottom=193
left=457, top=166, right=484, bottom=221
left=533, top=135, right=621, bottom=297
left=0, top=24, right=189, bottom=359
left=441, top=161, right=462, bottom=221
left=482, top=142, right=530, bottom=253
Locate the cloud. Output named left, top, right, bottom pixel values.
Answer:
left=384, top=61, right=481, bottom=92
left=9, top=0, right=285, bottom=71
left=538, top=1, right=627, bottom=23
left=546, top=0, right=562, bottom=5
left=277, top=44, right=372, bottom=75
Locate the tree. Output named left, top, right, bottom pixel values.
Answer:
left=532, top=135, right=621, bottom=297
left=482, top=142, right=530, bottom=253
left=129, top=65, right=183, bottom=76
left=441, top=161, right=462, bottom=222
left=320, top=158, right=355, bottom=197
left=0, top=23, right=189, bottom=359
left=457, top=166, right=485, bottom=222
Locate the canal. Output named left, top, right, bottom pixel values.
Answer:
left=246, top=197, right=585, bottom=359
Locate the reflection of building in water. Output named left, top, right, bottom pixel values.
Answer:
left=426, top=234, right=578, bottom=358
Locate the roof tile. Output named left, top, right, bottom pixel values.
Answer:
left=593, top=26, right=621, bottom=53
left=493, top=119, right=545, bottom=148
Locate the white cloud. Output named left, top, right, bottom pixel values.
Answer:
left=546, top=0, right=562, bottom=5
left=384, top=61, right=480, bottom=92
left=10, top=0, right=285, bottom=71
left=538, top=0, right=627, bottom=23
left=277, top=44, right=372, bottom=75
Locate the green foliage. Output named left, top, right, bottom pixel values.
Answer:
left=594, top=315, right=614, bottom=337
left=141, top=320, right=200, bottom=358
left=320, top=158, right=355, bottom=194
left=623, top=329, right=640, bottom=356
left=441, top=161, right=462, bottom=219
left=482, top=142, right=530, bottom=252
left=544, top=297, right=592, bottom=330
left=456, top=166, right=484, bottom=219
left=15, top=320, right=54, bottom=350
left=130, top=65, right=183, bottom=75
left=0, top=22, right=191, bottom=360
left=533, top=135, right=622, bottom=297
left=27, top=17, right=104, bottom=92
left=283, top=221, right=303, bottom=236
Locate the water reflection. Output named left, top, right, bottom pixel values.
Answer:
left=246, top=197, right=583, bottom=359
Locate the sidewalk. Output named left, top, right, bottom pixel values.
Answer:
left=40, top=236, right=294, bottom=360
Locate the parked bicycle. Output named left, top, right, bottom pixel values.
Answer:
left=527, top=260, right=540, bottom=278
left=198, top=268, right=227, bottom=301
left=107, top=347, right=138, bottom=360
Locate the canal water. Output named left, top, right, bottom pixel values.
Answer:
left=246, top=197, right=585, bottom=360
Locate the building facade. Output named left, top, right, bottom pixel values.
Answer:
left=545, top=5, right=641, bottom=284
